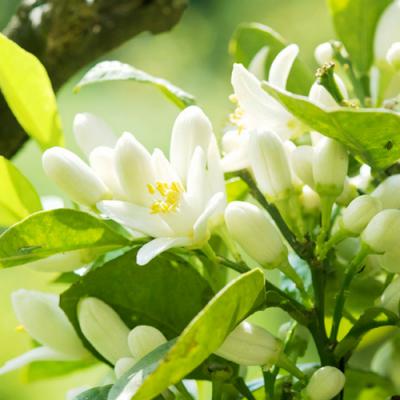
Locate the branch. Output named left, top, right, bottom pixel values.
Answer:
left=0, top=0, right=187, bottom=157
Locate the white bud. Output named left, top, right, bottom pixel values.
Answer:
left=42, top=147, right=109, bottom=206
left=248, top=46, right=269, bottom=80
left=225, top=201, right=287, bottom=268
left=73, top=113, right=116, bottom=157
left=335, top=179, right=357, bottom=206
left=300, top=186, right=320, bottom=215
left=380, top=276, right=400, bottom=313
left=313, top=138, right=348, bottom=197
left=78, top=297, right=130, bottom=364
left=374, top=0, right=400, bottom=61
left=340, top=195, right=382, bottom=234
left=314, top=42, right=334, bottom=65
left=305, top=366, right=345, bottom=400
left=371, top=175, right=400, bottom=209
left=215, top=322, right=282, bottom=367
left=249, top=130, right=293, bottom=200
left=290, top=145, right=315, bottom=188
left=115, top=357, right=136, bottom=379
left=373, top=246, right=400, bottom=273
left=361, top=209, right=400, bottom=253
left=128, top=325, right=167, bottom=362
left=170, top=105, right=213, bottom=184
left=12, top=290, right=88, bottom=359
left=386, top=42, right=400, bottom=69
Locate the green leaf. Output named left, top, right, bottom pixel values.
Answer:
left=60, top=249, right=214, bottom=362
left=0, top=34, right=64, bottom=149
left=327, top=0, right=393, bottom=75
left=75, top=61, right=195, bottom=109
left=0, top=157, right=42, bottom=227
left=129, top=268, right=265, bottom=400
left=0, top=209, right=130, bottom=268
left=229, top=23, right=313, bottom=95
left=226, top=177, right=248, bottom=202
left=75, top=385, right=112, bottom=400
left=263, top=82, right=400, bottom=169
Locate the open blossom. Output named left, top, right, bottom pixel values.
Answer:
left=98, top=106, right=226, bottom=265
left=0, top=290, right=90, bottom=375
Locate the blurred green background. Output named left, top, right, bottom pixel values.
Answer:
left=0, top=0, right=334, bottom=398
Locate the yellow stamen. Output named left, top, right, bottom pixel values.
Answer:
left=148, top=181, right=183, bottom=214
left=15, top=324, right=25, bottom=333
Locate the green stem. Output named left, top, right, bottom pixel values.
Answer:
left=217, top=225, right=243, bottom=262
left=211, top=380, right=223, bottom=400
left=277, top=353, right=306, bottom=381
left=202, top=243, right=218, bottom=262
left=330, top=247, right=369, bottom=341
left=316, top=61, right=345, bottom=105
left=217, top=256, right=250, bottom=273
left=175, top=382, right=194, bottom=400
left=279, top=260, right=311, bottom=305
left=233, top=377, right=256, bottom=400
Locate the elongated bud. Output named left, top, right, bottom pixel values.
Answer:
left=361, top=209, right=400, bottom=253
left=314, top=42, right=334, bottom=65
left=170, top=106, right=213, bottom=184
left=300, top=186, right=320, bottom=215
left=374, top=0, right=400, bottom=62
left=78, top=297, right=130, bottom=364
left=225, top=201, right=287, bottom=268
left=371, top=175, right=400, bottom=208
left=339, top=195, right=382, bottom=235
left=387, top=42, right=400, bottom=69
left=12, top=290, right=88, bottom=359
left=249, top=130, right=293, bottom=201
left=335, top=179, right=357, bottom=207
left=313, top=138, right=348, bottom=198
left=23, top=250, right=91, bottom=273
left=304, top=366, right=345, bottom=400
left=128, top=325, right=167, bottom=362
left=290, top=145, right=314, bottom=188
left=380, top=276, right=400, bottom=313
left=215, top=322, right=282, bottom=367
left=115, top=357, right=136, bottom=379
left=73, top=113, right=116, bottom=157
left=42, top=147, right=109, bottom=206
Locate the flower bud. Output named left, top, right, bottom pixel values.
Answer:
left=73, top=113, right=116, bottom=157
left=304, top=366, right=345, bottom=400
left=170, top=105, right=213, bottom=184
left=387, top=42, right=400, bottom=69
left=290, top=145, right=314, bottom=188
left=380, top=276, right=400, bottom=313
left=340, top=195, right=382, bottom=235
left=371, top=175, right=400, bottom=209
left=361, top=209, right=400, bottom=253
left=335, top=179, right=357, bottom=207
left=128, top=325, right=167, bottom=362
left=372, top=246, right=400, bottom=273
left=215, top=322, right=282, bottom=367
left=314, top=42, right=334, bottom=65
left=249, top=130, right=293, bottom=201
left=78, top=297, right=130, bottom=364
left=115, top=357, right=136, bottom=379
left=42, top=147, right=109, bottom=206
left=313, top=138, right=348, bottom=198
left=225, top=201, right=287, bottom=268
left=12, top=290, right=88, bottom=359
left=374, top=0, right=400, bottom=61
left=248, top=46, right=269, bottom=80
left=309, top=75, right=348, bottom=109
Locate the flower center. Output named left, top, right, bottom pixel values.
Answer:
left=229, top=94, right=245, bottom=133
left=147, top=181, right=184, bottom=214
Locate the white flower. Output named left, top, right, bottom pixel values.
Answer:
left=290, top=145, right=315, bottom=188
left=314, top=42, right=334, bottom=65
left=369, top=246, right=400, bottom=274
left=371, top=175, right=400, bottom=209
left=215, top=321, right=282, bottom=367
left=248, top=46, right=269, bottom=80
left=128, top=326, right=167, bottom=362
left=304, top=366, right=345, bottom=400
left=380, top=276, right=400, bottom=313
left=98, top=107, right=226, bottom=265
left=387, top=42, right=400, bottom=69
left=0, top=290, right=89, bottom=375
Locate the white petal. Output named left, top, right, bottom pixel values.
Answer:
left=193, top=192, right=226, bottom=242
left=98, top=200, right=173, bottom=237
left=268, top=44, right=299, bottom=89
left=221, top=149, right=249, bottom=172
left=115, top=132, right=155, bottom=207
left=248, top=46, right=269, bottom=80
left=89, top=146, right=126, bottom=199
left=12, top=290, right=89, bottom=359
left=207, top=136, right=226, bottom=197
left=186, top=146, right=207, bottom=213
left=73, top=113, right=117, bottom=157
left=41, top=195, right=64, bottom=210
left=42, top=147, right=109, bottom=206
left=170, top=106, right=213, bottom=183
left=137, top=237, right=192, bottom=265
left=115, top=370, right=144, bottom=400
left=0, top=346, right=72, bottom=375
left=151, top=148, right=181, bottom=184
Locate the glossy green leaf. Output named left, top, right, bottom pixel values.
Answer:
left=75, top=385, right=112, bottom=400
left=60, top=249, right=214, bottom=363
left=229, top=22, right=313, bottom=95
left=129, top=268, right=265, bottom=400
left=0, top=157, right=42, bottom=227
left=0, top=34, right=63, bottom=149
left=75, top=61, right=195, bottom=109
left=0, top=209, right=130, bottom=268
left=263, top=82, right=400, bottom=169
left=327, top=0, right=393, bottom=75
